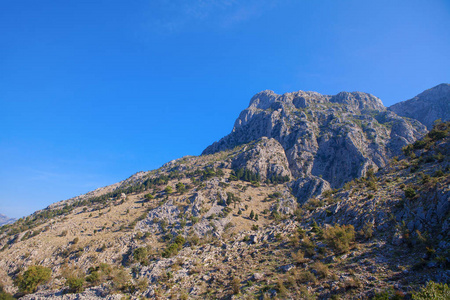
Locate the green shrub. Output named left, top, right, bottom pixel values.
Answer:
left=322, top=224, right=355, bottom=253
left=311, top=262, right=328, bottom=279
left=0, top=285, right=15, bottom=300
left=404, top=187, right=416, bottom=199
left=144, top=193, right=154, bottom=200
left=15, top=265, right=52, bottom=294
left=358, top=222, right=374, bottom=240
left=300, top=237, right=316, bottom=257
left=164, top=186, right=173, bottom=194
left=433, top=169, right=444, bottom=177
left=85, top=271, right=100, bottom=285
left=111, top=267, right=131, bottom=291
left=296, top=270, right=317, bottom=284
left=311, top=220, right=323, bottom=236
left=412, top=281, right=450, bottom=300
left=99, top=263, right=112, bottom=275
left=162, top=235, right=185, bottom=257
left=413, top=140, right=427, bottom=149
left=176, top=182, right=186, bottom=194
left=133, top=247, right=148, bottom=264
left=66, top=277, right=84, bottom=293
left=428, top=129, right=447, bottom=141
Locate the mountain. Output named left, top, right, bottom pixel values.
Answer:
left=0, top=86, right=449, bottom=299
left=0, top=214, right=15, bottom=226
left=389, top=83, right=450, bottom=129
left=204, top=89, right=427, bottom=200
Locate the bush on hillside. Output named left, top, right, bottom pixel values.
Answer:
left=322, top=224, right=355, bottom=253
left=15, top=265, right=52, bottom=294
left=66, top=276, right=84, bottom=293
left=412, top=281, right=450, bottom=300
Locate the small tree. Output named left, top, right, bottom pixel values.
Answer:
left=249, top=210, right=255, bottom=220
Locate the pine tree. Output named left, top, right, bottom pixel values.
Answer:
left=249, top=210, right=255, bottom=219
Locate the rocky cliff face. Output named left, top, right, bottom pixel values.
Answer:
left=203, top=90, right=427, bottom=199
left=389, top=83, right=450, bottom=129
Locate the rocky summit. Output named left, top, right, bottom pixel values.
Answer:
left=389, top=83, right=450, bottom=130
left=0, top=86, right=449, bottom=300
left=204, top=89, right=427, bottom=200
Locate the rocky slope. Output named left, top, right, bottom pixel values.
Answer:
left=0, top=86, right=448, bottom=299
left=204, top=90, right=427, bottom=200
left=389, top=83, right=450, bottom=129
left=0, top=214, right=15, bottom=227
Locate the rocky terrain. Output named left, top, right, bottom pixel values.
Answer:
left=0, top=214, right=15, bottom=227
left=0, top=86, right=449, bottom=299
left=389, top=83, right=450, bottom=129
left=204, top=89, right=427, bottom=200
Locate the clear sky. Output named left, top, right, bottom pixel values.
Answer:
left=1, top=0, right=449, bottom=218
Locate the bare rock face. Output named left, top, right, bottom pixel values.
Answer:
left=231, top=137, right=291, bottom=181
left=389, top=83, right=450, bottom=129
left=203, top=90, right=427, bottom=192
left=290, top=176, right=330, bottom=203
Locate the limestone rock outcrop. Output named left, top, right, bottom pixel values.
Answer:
left=230, top=137, right=291, bottom=181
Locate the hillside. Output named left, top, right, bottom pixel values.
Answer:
left=0, top=88, right=449, bottom=299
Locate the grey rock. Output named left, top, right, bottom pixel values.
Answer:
left=251, top=273, right=264, bottom=281
left=389, top=83, right=450, bottom=129
left=203, top=89, right=427, bottom=200
left=231, top=137, right=291, bottom=181
left=278, top=264, right=295, bottom=272
left=250, top=235, right=258, bottom=244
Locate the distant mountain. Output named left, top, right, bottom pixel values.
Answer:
left=0, top=214, right=15, bottom=226
left=389, top=83, right=450, bottom=129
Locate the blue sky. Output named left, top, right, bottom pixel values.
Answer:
left=1, top=0, right=449, bottom=218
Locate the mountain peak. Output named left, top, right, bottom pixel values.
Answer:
left=247, top=89, right=385, bottom=112
left=203, top=88, right=426, bottom=195
left=416, top=83, right=450, bottom=99
left=389, top=83, right=450, bottom=129
left=330, top=91, right=385, bottom=111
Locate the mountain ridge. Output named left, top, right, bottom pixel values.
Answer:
left=203, top=89, right=427, bottom=200
left=389, top=83, right=450, bottom=129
